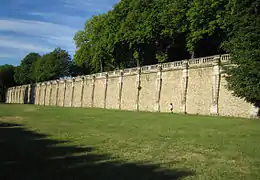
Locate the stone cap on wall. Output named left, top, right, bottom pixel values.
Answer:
left=7, top=54, right=231, bottom=90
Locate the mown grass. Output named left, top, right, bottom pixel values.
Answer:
left=0, top=104, right=260, bottom=180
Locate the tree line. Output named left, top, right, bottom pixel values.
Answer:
left=0, top=48, right=72, bottom=101
left=0, top=0, right=259, bottom=108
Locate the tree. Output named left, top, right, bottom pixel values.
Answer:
left=222, top=0, right=260, bottom=108
left=0, top=65, right=16, bottom=102
left=73, top=0, right=191, bottom=72
left=14, top=53, right=41, bottom=85
left=186, top=0, right=228, bottom=58
left=74, top=14, right=115, bottom=73
left=34, top=48, right=72, bottom=82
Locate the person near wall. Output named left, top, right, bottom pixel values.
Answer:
left=170, top=103, right=173, bottom=114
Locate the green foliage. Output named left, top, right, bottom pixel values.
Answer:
left=0, top=65, right=16, bottom=102
left=14, top=53, right=41, bottom=85
left=73, top=0, right=193, bottom=73
left=156, top=52, right=168, bottom=63
left=222, top=0, right=260, bottom=107
left=34, top=48, right=72, bottom=82
left=186, top=0, right=227, bottom=57
left=73, top=0, right=230, bottom=73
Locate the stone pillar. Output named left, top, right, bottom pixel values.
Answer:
left=10, top=88, right=12, bottom=103
left=16, top=86, right=20, bottom=104
left=63, top=80, right=67, bottom=107
left=155, top=65, right=163, bottom=112
left=14, top=87, right=17, bottom=103
left=118, top=70, right=124, bottom=110
left=211, top=56, right=221, bottom=115
left=19, top=86, right=22, bottom=104
left=11, top=88, right=13, bottom=103
left=20, top=86, right=23, bottom=104
left=9, top=88, right=12, bottom=103
left=20, top=86, right=24, bottom=104
left=104, top=73, right=108, bottom=109
left=49, top=82, right=53, bottom=106
left=136, top=67, right=141, bottom=111
left=9, top=89, right=11, bottom=103
left=91, top=75, right=96, bottom=108
left=56, top=80, right=59, bottom=106
left=27, top=85, right=31, bottom=104
left=181, top=60, right=189, bottom=114
left=23, top=86, right=26, bottom=104
left=43, top=83, right=47, bottom=106
left=14, top=87, right=16, bottom=103
left=13, top=87, right=16, bottom=103
left=38, top=84, right=41, bottom=105
left=17, top=87, right=20, bottom=104
left=22, top=86, right=26, bottom=104
left=71, top=78, right=75, bottom=107
left=9, top=88, right=11, bottom=103
left=80, top=77, right=85, bottom=107
left=11, top=88, right=14, bottom=103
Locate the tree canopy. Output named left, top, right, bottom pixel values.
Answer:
left=73, top=0, right=230, bottom=73
left=222, top=0, right=260, bottom=107
left=33, top=48, right=72, bottom=82
left=14, top=53, right=41, bottom=85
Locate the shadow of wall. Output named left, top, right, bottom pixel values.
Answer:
left=0, top=122, right=194, bottom=180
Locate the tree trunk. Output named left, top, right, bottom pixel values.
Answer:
left=191, top=51, right=195, bottom=59
left=100, top=59, right=103, bottom=73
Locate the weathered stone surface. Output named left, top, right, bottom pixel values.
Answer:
left=160, top=70, right=182, bottom=113
left=64, top=82, right=72, bottom=107
left=186, top=67, right=212, bottom=115
left=121, top=75, right=137, bottom=111
left=139, top=73, right=157, bottom=112
left=73, top=80, right=82, bottom=107
left=57, top=83, right=63, bottom=106
left=93, top=78, right=105, bottom=108
left=82, top=78, right=93, bottom=108
left=219, top=76, right=252, bottom=118
left=106, top=77, right=119, bottom=109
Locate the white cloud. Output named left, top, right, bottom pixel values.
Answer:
left=0, top=18, right=77, bottom=53
left=0, top=53, right=16, bottom=59
left=59, top=0, right=118, bottom=12
left=0, top=35, right=52, bottom=52
left=0, top=18, right=76, bottom=39
left=28, top=12, right=88, bottom=28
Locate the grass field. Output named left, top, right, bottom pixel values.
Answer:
left=0, top=104, right=260, bottom=180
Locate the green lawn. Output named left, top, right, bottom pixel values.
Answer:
left=0, top=104, right=260, bottom=180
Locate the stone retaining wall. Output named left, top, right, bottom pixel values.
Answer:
left=6, top=54, right=259, bottom=118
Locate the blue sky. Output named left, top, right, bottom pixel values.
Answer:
left=0, top=0, right=119, bottom=66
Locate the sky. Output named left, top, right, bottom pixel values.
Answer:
left=0, top=0, right=119, bottom=66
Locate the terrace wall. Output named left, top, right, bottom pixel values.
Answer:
left=6, top=54, right=259, bottom=118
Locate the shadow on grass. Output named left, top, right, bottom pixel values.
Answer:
left=0, top=122, right=195, bottom=180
